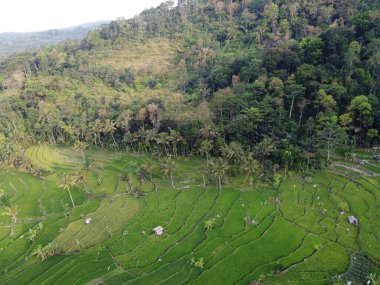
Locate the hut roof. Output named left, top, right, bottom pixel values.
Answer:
left=153, top=226, right=164, bottom=235
left=348, top=216, right=358, bottom=225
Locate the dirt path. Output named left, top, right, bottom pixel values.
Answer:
left=333, top=163, right=379, bottom=177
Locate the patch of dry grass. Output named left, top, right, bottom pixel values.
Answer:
left=90, top=38, right=176, bottom=77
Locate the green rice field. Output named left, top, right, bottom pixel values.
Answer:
left=0, top=145, right=379, bottom=284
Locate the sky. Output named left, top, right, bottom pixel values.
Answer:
left=0, top=0, right=167, bottom=33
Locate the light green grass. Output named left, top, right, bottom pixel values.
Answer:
left=0, top=146, right=378, bottom=284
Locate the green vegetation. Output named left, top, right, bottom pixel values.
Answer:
left=0, top=145, right=378, bottom=284
left=0, top=0, right=379, bottom=174
left=0, top=21, right=107, bottom=60
left=0, top=0, right=379, bottom=284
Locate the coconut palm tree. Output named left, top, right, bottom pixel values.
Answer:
left=27, top=228, right=38, bottom=242
left=210, top=158, right=229, bottom=191
left=2, top=204, right=19, bottom=236
left=90, top=119, right=103, bottom=147
left=242, top=152, right=260, bottom=186
left=367, top=273, right=379, bottom=285
left=74, top=141, right=89, bottom=165
left=103, top=119, right=118, bottom=148
left=134, top=127, right=147, bottom=153
left=198, top=140, right=213, bottom=165
left=200, top=167, right=209, bottom=189
left=194, top=257, right=205, bottom=269
left=143, top=162, right=157, bottom=192
left=254, top=137, right=276, bottom=169
left=121, top=170, right=133, bottom=195
left=135, top=166, right=146, bottom=197
left=72, top=169, right=90, bottom=196
left=169, top=129, right=183, bottom=157
left=204, top=219, right=215, bottom=230
left=31, top=245, right=47, bottom=260
left=58, top=174, right=76, bottom=208
left=156, top=132, right=169, bottom=156
left=161, top=158, right=176, bottom=189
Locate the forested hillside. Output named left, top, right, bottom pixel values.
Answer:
left=0, top=1, right=380, bottom=284
left=0, top=21, right=107, bottom=60
left=0, top=0, right=379, bottom=179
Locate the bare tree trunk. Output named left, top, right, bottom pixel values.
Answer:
left=111, top=133, right=118, bottom=149
left=218, top=176, right=222, bottom=191
left=289, top=96, right=295, bottom=119
left=150, top=177, right=157, bottom=192
left=170, top=173, right=175, bottom=189
left=126, top=180, right=133, bottom=194
left=298, top=109, right=303, bottom=126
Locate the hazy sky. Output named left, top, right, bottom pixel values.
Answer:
left=0, top=0, right=167, bottom=33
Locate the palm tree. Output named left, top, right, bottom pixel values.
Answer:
left=134, top=127, right=147, bottom=153
left=121, top=170, right=133, bottom=194
left=161, top=158, right=176, bottom=189
left=31, top=245, right=47, bottom=260
left=194, top=257, right=205, bottom=269
left=90, top=119, right=103, bottom=147
left=254, top=137, right=276, bottom=169
left=2, top=205, right=19, bottom=236
left=73, top=141, right=89, bottom=165
left=169, top=129, right=183, bottom=157
left=367, top=273, right=379, bottom=285
left=135, top=166, right=146, bottom=197
left=103, top=119, right=118, bottom=148
left=72, top=169, right=90, bottom=196
left=200, top=167, right=209, bottom=189
left=242, top=152, right=260, bottom=186
left=144, top=129, right=158, bottom=153
left=210, top=158, right=229, bottom=191
left=143, top=162, right=157, bottom=192
left=58, top=174, right=76, bottom=208
left=198, top=140, right=213, bottom=165
left=156, top=132, right=169, bottom=156
left=27, top=228, right=38, bottom=242
left=204, top=219, right=215, bottom=230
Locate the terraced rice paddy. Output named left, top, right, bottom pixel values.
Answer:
left=0, top=145, right=379, bottom=284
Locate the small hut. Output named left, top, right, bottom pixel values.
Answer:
left=153, top=226, right=164, bottom=235
left=85, top=217, right=92, bottom=224
left=348, top=216, right=358, bottom=225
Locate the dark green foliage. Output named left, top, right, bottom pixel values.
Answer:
left=0, top=0, right=379, bottom=170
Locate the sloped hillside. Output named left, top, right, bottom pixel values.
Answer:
left=0, top=21, right=107, bottom=60
left=0, top=146, right=378, bottom=284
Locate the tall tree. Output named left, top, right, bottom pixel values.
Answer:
left=210, top=158, right=229, bottom=191
left=315, top=116, right=347, bottom=162
left=242, top=152, right=260, bottom=186
left=121, top=170, right=133, bottom=195
left=254, top=138, right=276, bottom=169
left=198, top=140, right=213, bottom=165
left=103, top=119, right=118, bottom=148
left=72, top=169, right=90, bottom=196
left=161, top=157, right=177, bottom=189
